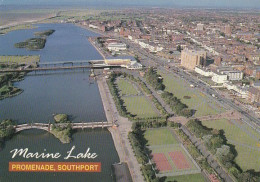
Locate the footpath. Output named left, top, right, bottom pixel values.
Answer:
left=97, top=77, right=144, bottom=182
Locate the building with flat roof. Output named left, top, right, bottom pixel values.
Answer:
left=197, top=23, right=204, bottom=31
left=181, top=49, right=207, bottom=70
left=104, top=56, right=142, bottom=70
left=107, top=43, right=127, bottom=52
left=104, top=58, right=131, bottom=66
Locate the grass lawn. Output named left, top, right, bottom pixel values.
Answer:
left=0, top=55, right=40, bottom=66
left=202, top=119, right=260, bottom=171
left=117, top=78, right=139, bottom=96
left=123, top=96, right=159, bottom=118
left=165, top=173, right=206, bottom=182
left=145, top=128, right=179, bottom=146
left=159, top=71, right=225, bottom=117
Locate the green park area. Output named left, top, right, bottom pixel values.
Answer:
left=0, top=55, right=40, bottom=66
left=117, top=78, right=139, bottom=96
left=123, top=96, right=159, bottom=118
left=117, top=78, right=159, bottom=118
left=145, top=128, right=178, bottom=146
left=165, top=173, right=206, bottom=182
left=159, top=71, right=225, bottom=117
left=202, top=119, right=260, bottom=171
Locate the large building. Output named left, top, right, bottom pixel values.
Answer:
left=107, top=43, right=127, bottom=51
left=181, top=49, right=207, bottom=70
left=104, top=58, right=131, bottom=66
left=196, top=23, right=204, bottom=31
left=104, top=57, right=142, bottom=70
left=224, top=25, right=232, bottom=35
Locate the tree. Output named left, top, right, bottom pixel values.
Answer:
left=177, top=45, right=182, bottom=52
left=216, top=145, right=234, bottom=165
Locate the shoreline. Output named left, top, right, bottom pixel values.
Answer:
left=0, top=13, right=57, bottom=30
left=96, top=77, right=125, bottom=162
left=97, top=76, right=144, bottom=182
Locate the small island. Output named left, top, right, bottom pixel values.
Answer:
left=0, top=66, right=25, bottom=100
left=14, top=29, right=55, bottom=51
left=50, top=114, right=72, bottom=144
left=34, top=29, right=55, bottom=37
left=14, top=38, right=47, bottom=50
left=0, top=55, right=40, bottom=100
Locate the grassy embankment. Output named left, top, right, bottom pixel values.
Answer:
left=0, top=55, right=40, bottom=100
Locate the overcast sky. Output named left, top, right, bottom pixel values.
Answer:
left=1, top=0, right=260, bottom=8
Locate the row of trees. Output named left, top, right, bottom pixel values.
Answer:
left=187, top=119, right=260, bottom=182
left=176, top=129, right=215, bottom=175
left=161, top=91, right=193, bottom=117
left=145, top=68, right=165, bottom=91
left=144, top=68, right=193, bottom=117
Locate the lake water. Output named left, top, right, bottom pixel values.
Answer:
left=0, top=23, right=119, bottom=182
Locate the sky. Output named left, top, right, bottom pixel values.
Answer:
left=1, top=0, right=260, bottom=8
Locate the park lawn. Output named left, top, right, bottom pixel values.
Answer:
left=145, top=128, right=179, bottom=146
left=202, top=119, right=260, bottom=171
left=0, top=55, right=40, bottom=66
left=117, top=78, right=139, bottom=96
left=123, top=96, right=159, bottom=118
left=165, top=173, right=206, bottom=182
left=159, top=71, right=225, bottom=117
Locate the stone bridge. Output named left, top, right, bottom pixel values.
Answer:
left=14, top=121, right=113, bottom=133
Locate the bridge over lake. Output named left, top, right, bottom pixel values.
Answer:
left=14, top=121, right=113, bottom=133
left=0, top=60, right=120, bottom=73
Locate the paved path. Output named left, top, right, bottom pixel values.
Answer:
left=138, top=76, right=175, bottom=116
left=97, top=77, right=144, bottom=182
left=181, top=126, right=234, bottom=182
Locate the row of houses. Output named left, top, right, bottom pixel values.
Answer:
left=128, top=35, right=164, bottom=53
left=195, top=66, right=260, bottom=104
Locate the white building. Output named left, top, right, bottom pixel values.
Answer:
left=107, top=43, right=127, bottom=52
left=89, top=24, right=98, bottom=29
left=195, top=67, right=214, bottom=77
left=221, top=70, right=243, bottom=81
left=197, top=23, right=204, bottom=31
left=212, top=72, right=228, bottom=84
left=223, top=82, right=248, bottom=99
left=125, top=61, right=143, bottom=70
